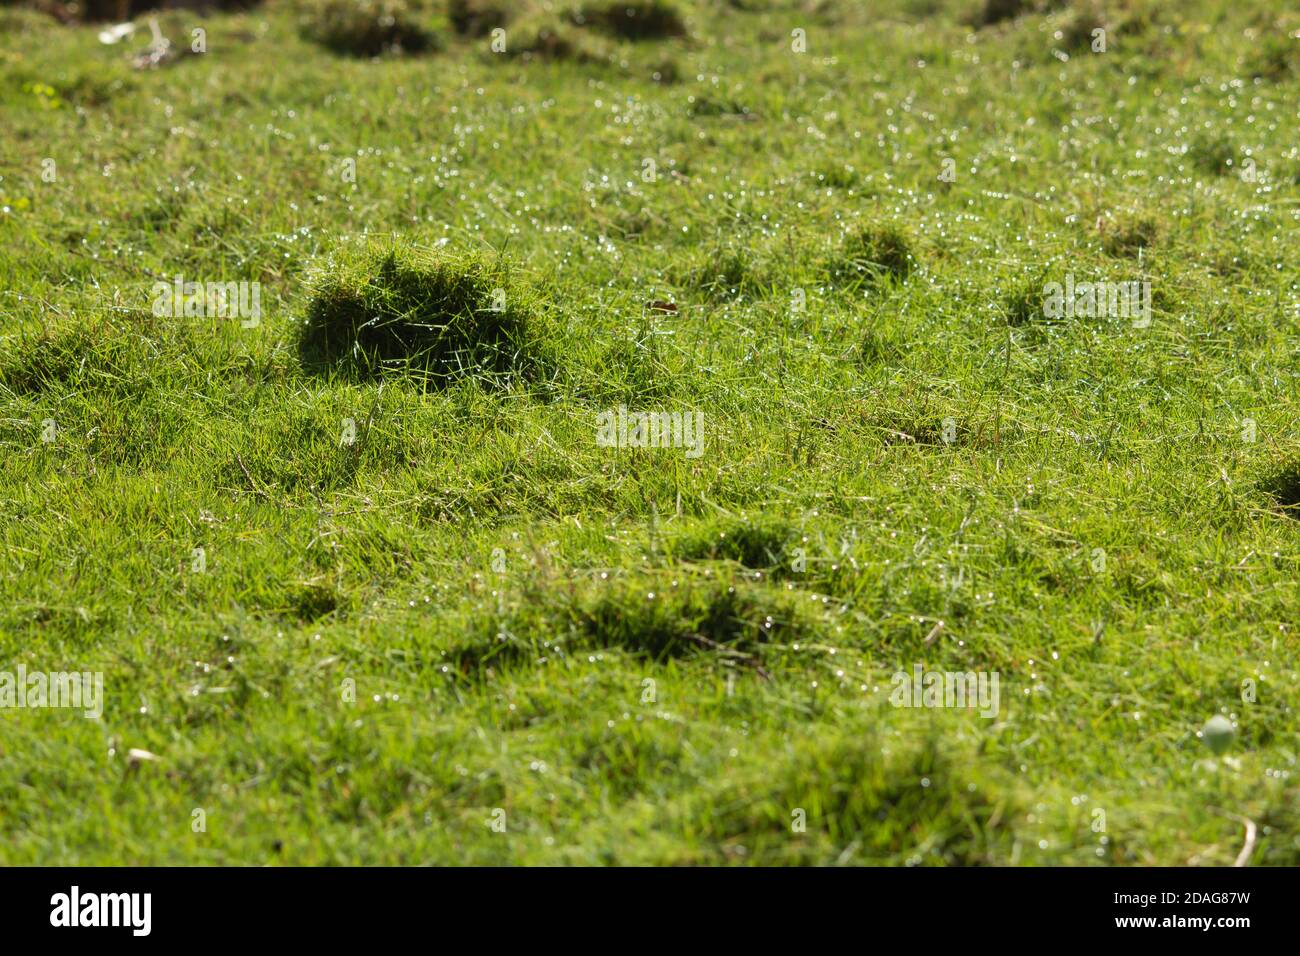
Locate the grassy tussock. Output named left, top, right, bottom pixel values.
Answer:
left=298, top=242, right=558, bottom=387
left=298, top=0, right=440, bottom=56
left=447, top=0, right=511, bottom=36
left=690, top=731, right=1023, bottom=864
left=675, top=517, right=797, bottom=570
left=827, top=222, right=918, bottom=285
left=575, top=0, right=688, bottom=40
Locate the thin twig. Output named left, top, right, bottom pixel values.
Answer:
left=1233, top=817, right=1257, bottom=868
left=235, top=453, right=268, bottom=499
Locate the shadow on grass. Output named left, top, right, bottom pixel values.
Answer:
left=1261, top=465, right=1300, bottom=518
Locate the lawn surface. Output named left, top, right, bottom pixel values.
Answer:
left=1, top=0, right=1298, bottom=864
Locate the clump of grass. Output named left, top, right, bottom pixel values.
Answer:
left=609, top=205, right=657, bottom=239
left=0, top=313, right=197, bottom=397
left=827, top=222, right=917, bottom=285
left=1206, top=246, right=1258, bottom=278
left=649, top=56, right=681, bottom=83
left=694, top=731, right=1021, bottom=864
left=967, top=0, right=1032, bottom=29
left=298, top=0, right=439, bottom=57
left=851, top=388, right=971, bottom=447
left=814, top=161, right=859, bottom=189
left=1052, top=6, right=1106, bottom=52
left=859, top=326, right=905, bottom=366
left=446, top=576, right=801, bottom=676
left=22, top=0, right=262, bottom=21
left=1261, top=464, right=1300, bottom=517
left=13, top=60, right=133, bottom=108
left=900, top=0, right=946, bottom=18
left=576, top=0, right=688, bottom=40
left=676, top=518, right=797, bottom=571
left=674, top=245, right=758, bottom=300
left=298, top=242, right=555, bottom=387
left=688, top=94, right=754, bottom=118
left=572, top=578, right=795, bottom=663
left=1187, top=133, right=1236, bottom=177
left=581, top=334, right=679, bottom=403
left=447, top=0, right=510, bottom=36
left=1002, top=275, right=1046, bottom=325
left=0, top=323, right=104, bottom=396
left=1245, top=30, right=1298, bottom=81
left=498, top=12, right=607, bottom=61
left=1098, top=212, right=1159, bottom=258
left=290, top=583, right=340, bottom=622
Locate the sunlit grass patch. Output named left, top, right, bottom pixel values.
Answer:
left=3, top=0, right=1299, bottom=868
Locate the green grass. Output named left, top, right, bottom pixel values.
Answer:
left=1, top=0, right=1298, bottom=865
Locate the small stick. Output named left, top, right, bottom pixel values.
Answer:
left=235, top=453, right=268, bottom=499
left=1233, top=817, right=1257, bottom=868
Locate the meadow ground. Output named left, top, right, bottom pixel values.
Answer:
left=0, top=0, right=1298, bottom=865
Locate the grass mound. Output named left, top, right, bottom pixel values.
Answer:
left=0, top=323, right=106, bottom=396
left=298, top=0, right=439, bottom=56
left=501, top=12, right=608, bottom=61
left=676, top=518, right=797, bottom=571
left=447, top=0, right=510, bottom=36
left=298, top=242, right=554, bottom=387
left=1261, top=464, right=1300, bottom=517
left=1001, top=276, right=1045, bottom=325
left=14, top=0, right=263, bottom=21
left=0, top=313, right=207, bottom=398
left=674, top=245, right=757, bottom=300
left=688, top=94, right=754, bottom=118
left=692, top=731, right=1022, bottom=864
left=1247, top=30, right=1299, bottom=81
left=569, top=577, right=797, bottom=663
left=447, top=576, right=801, bottom=677
left=1099, top=212, right=1159, bottom=258
left=967, top=0, right=1033, bottom=28
left=827, top=222, right=917, bottom=285
left=1187, top=133, right=1237, bottom=177
left=858, top=327, right=905, bottom=366
left=576, top=0, right=687, bottom=40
